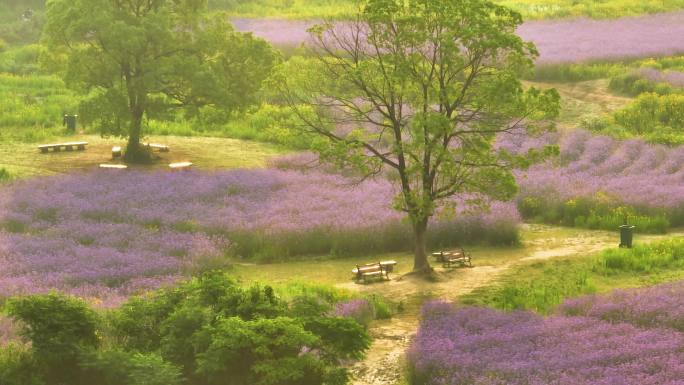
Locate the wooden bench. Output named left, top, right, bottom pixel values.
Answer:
left=169, top=162, right=193, bottom=170
left=432, top=248, right=472, bottom=268
left=143, top=143, right=170, bottom=152
left=99, top=164, right=128, bottom=170
left=352, top=262, right=391, bottom=283
left=112, top=146, right=122, bottom=158
left=38, top=141, right=88, bottom=153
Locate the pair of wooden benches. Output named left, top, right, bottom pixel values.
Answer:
left=38, top=142, right=88, bottom=153
left=352, top=261, right=397, bottom=283
left=432, top=248, right=472, bottom=268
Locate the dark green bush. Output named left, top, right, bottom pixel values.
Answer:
left=7, top=293, right=100, bottom=384
left=4, top=272, right=371, bottom=385
left=0, top=344, right=44, bottom=385
left=614, top=93, right=684, bottom=135
left=80, top=350, right=182, bottom=385
left=109, top=271, right=370, bottom=385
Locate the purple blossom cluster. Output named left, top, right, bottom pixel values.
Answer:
left=0, top=169, right=519, bottom=303
left=409, top=295, right=684, bottom=385
left=233, top=12, right=684, bottom=64
left=501, top=129, right=684, bottom=212
left=559, top=280, right=684, bottom=332
left=637, top=67, right=684, bottom=88
left=518, top=11, right=684, bottom=64
left=333, top=298, right=375, bottom=327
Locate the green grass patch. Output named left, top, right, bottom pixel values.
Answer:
left=519, top=196, right=672, bottom=234
left=461, top=238, right=684, bottom=314
left=530, top=62, right=628, bottom=83
left=0, top=73, right=80, bottom=143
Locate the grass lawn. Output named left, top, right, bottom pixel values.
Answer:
left=526, top=79, right=633, bottom=128
left=227, top=224, right=678, bottom=301
left=0, top=134, right=284, bottom=179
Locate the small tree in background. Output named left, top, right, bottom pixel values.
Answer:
left=43, top=0, right=279, bottom=162
left=276, top=0, right=560, bottom=273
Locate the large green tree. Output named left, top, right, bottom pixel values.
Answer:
left=276, top=0, right=560, bottom=273
left=43, top=0, right=278, bottom=161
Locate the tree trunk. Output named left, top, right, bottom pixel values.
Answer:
left=124, top=107, right=145, bottom=163
left=412, top=217, right=431, bottom=273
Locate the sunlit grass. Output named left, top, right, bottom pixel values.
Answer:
left=0, top=135, right=284, bottom=179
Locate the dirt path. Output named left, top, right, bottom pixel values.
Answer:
left=344, top=225, right=679, bottom=385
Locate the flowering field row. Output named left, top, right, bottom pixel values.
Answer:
left=560, top=280, right=684, bottom=332
left=409, top=282, right=684, bottom=385
left=0, top=169, right=518, bottom=303
left=499, top=129, right=684, bottom=230
left=234, top=11, right=684, bottom=64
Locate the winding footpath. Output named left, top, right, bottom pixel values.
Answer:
left=233, top=11, right=684, bottom=64
left=340, top=225, right=681, bottom=385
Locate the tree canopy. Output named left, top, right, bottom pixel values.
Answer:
left=275, top=0, right=560, bottom=272
left=43, top=0, right=279, bottom=161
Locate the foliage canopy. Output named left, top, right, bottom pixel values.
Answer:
left=43, top=0, right=279, bottom=161
left=275, top=0, right=560, bottom=271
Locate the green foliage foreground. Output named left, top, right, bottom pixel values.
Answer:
left=1, top=272, right=371, bottom=385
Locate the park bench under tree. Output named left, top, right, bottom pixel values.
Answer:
left=432, top=248, right=472, bottom=268
left=144, top=143, right=170, bottom=152
left=352, top=260, right=397, bottom=283
left=38, top=142, right=88, bottom=153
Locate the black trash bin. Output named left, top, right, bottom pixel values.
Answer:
left=63, top=114, right=77, bottom=132
left=619, top=225, right=635, bottom=248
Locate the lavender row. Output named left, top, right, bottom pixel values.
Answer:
left=233, top=12, right=684, bottom=64
left=0, top=169, right=519, bottom=303
left=559, top=280, right=684, bottom=332
left=499, top=129, right=684, bottom=224
left=409, top=300, right=684, bottom=385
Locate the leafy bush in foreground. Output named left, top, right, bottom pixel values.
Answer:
left=1, top=272, right=370, bottom=385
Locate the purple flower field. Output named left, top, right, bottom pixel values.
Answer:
left=409, top=283, right=684, bottom=385
left=233, top=11, right=684, bottom=64
left=500, top=129, right=684, bottom=219
left=560, top=280, right=684, bottom=332
left=0, top=169, right=518, bottom=303
left=637, top=67, right=684, bottom=88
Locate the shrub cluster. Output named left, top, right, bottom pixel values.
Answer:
left=0, top=272, right=371, bottom=385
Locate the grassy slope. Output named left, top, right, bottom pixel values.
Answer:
left=527, top=79, right=633, bottom=127
left=228, top=225, right=676, bottom=291
left=0, top=135, right=283, bottom=179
